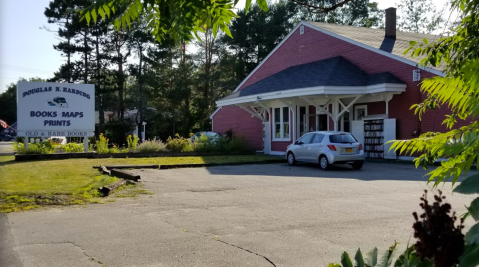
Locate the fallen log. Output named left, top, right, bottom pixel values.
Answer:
left=110, top=169, right=141, bottom=182
left=92, top=164, right=159, bottom=170
left=100, top=165, right=111, bottom=175
left=98, top=179, right=126, bottom=196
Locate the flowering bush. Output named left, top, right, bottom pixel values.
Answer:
left=166, top=134, right=193, bottom=152
left=95, top=133, right=109, bottom=154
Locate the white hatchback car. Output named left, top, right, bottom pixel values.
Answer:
left=286, top=131, right=365, bottom=170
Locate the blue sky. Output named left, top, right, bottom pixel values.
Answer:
left=0, top=0, right=61, bottom=93
left=0, top=0, right=450, bottom=93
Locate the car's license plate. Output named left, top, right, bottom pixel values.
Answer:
left=345, top=148, right=352, bottom=152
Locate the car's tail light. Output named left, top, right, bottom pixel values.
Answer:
left=359, top=144, right=363, bottom=150
left=327, top=145, right=337, bottom=151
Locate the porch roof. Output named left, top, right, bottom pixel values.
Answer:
left=217, top=56, right=406, bottom=107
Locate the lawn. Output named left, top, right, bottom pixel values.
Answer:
left=0, top=155, right=277, bottom=212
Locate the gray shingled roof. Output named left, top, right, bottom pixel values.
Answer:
left=306, top=21, right=444, bottom=71
left=238, top=56, right=404, bottom=97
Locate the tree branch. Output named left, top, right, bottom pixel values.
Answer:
left=289, top=0, right=356, bottom=13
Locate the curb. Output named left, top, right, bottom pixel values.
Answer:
left=159, top=159, right=286, bottom=169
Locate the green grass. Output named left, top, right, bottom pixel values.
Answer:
left=0, top=155, right=276, bottom=212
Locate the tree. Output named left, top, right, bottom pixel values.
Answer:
left=396, top=0, right=445, bottom=34
left=390, top=0, right=479, bottom=264
left=81, top=0, right=356, bottom=43
left=0, top=78, right=45, bottom=125
left=220, top=1, right=298, bottom=81
left=296, top=0, right=383, bottom=27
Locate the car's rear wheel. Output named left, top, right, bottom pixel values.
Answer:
left=319, top=155, right=330, bottom=170
left=287, top=152, right=296, bottom=166
left=351, top=161, right=363, bottom=170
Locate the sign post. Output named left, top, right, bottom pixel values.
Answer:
left=17, top=82, right=95, bottom=152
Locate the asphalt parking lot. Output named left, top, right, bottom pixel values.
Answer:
left=0, top=141, right=14, bottom=155
left=2, top=162, right=476, bottom=267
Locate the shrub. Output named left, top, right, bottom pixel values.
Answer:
left=136, top=139, right=167, bottom=153
left=126, top=134, right=139, bottom=152
left=227, top=136, right=252, bottom=153
left=191, top=134, right=252, bottom=153
left=29, top=141, right=55, bottom=154
left=12, top=141, right=55, bottom=154
left=108, top=145, right=120, bottom=153
left=62, top=143, right=84, bottom=153
left=166, top=134, right=193, bottom=152
left=193, top=134, right=222, bottom=152
left=12, top=142, right=26, bottom=154
left=96, top=133, right=109, bottom=154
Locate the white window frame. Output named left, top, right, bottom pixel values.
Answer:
left=273, top=107, right=291, bottom=141
left=354, top=105, right=367, bottom=121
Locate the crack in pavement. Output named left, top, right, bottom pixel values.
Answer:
left=163, top=220, right=277, bottom=267
left=214, top=239, right=277, bottom=267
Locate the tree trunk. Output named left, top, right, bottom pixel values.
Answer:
left=84, top=28, right=89, bottom=84
left=66, top=14, right=71, bottom=83
left=137, top=44, right=144, bottom=141
left=116, top=32, right=125, bottom=119
left=95, top=28, right=104, bottom=129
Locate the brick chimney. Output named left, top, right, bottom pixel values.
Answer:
left=385, top=7, right=396, bottom=38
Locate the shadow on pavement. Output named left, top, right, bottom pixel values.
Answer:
left=203, top=161, right=468, bottom=183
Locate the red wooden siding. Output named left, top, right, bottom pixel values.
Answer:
left=213, top=24, right=465, bottom=150
left=212, top=106, right=263, bottom=150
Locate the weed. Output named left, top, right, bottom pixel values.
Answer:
left=127, top=134, right=139, bottom=152
left=114, top=184, right=152, bottom=197
left=96, top=133, right=109, bottom=154
left=136, top=139, right=167, bottom=153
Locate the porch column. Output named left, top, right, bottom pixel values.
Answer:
left=381, top=93, right=394, bottom=115
left=332, top=98, right=339, bottom=131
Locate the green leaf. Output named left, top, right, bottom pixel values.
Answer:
left=409, top=41, right=417, bottom=46
left=245, top=0, right=252, bottom=14
left=84, top=11, right=91, bottom=25
left=341, top=251, right=353, bottom=267
left=468, top=197, right=479, bottom=221
left=459, top=244, right=479, bottom=267
left=91, top=9, right=97, bottom=23
left=465, top=222, right=479, bottom=244
left=256, top=0, right=268, bottom=11
left=220, top=23, right=233, bottom=38
left=376, top=248, right=395, bottom=267
left=365, top=247, right=378, bottom=266
left=453, top=173, right=479, bottom=194
left=103, top=4, right=110, bottom=18
left=354, top=248, right=365, bottom=267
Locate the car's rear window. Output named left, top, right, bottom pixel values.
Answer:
left=329, top=134, right=357, bottom=143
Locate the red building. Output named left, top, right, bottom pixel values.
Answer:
left=211, top=8, right=455, bottom=159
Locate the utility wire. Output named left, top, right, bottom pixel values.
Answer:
left=0, top=64, right=55, bottom=75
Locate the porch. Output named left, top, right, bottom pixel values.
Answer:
left=214, top=56, right=406, bottom=155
